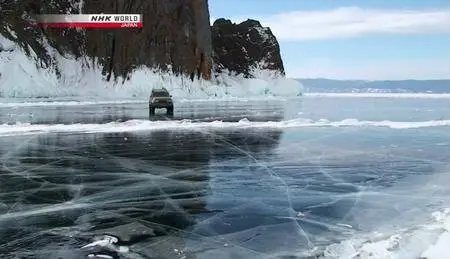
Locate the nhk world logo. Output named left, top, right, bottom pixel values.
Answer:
left=34, top=14, right=143, bottom=28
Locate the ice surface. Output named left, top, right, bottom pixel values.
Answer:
left=1, top=118, right=449, bottom=137
left=306, top=93, right=450, bottom=99
left=2, top=45, right=450, bottom=259
left=0, top=100, right=146, bottom=108
left=0, top=111, right=449, bottom=258
left=0, top=35, right=303, bottom=99
left=0, top=97, right=292, bottom=108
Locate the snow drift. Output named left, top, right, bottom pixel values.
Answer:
left=322, top=208, right=450, bottom=259
left=1, top=118, right=450, bottom=137
left=0, top=35, right=303, bottom=100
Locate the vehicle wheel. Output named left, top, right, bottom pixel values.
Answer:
left=167, top=106, right=174, bottom=115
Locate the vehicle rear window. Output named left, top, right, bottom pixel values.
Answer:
left=152, top=91, right=169, bottom=97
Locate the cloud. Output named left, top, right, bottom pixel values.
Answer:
left=229, top=7, right=450, bottom=41
left=286, top=58, right=450, bottom=80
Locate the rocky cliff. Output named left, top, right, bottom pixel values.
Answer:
left=0, top=0, right=285, bottom=85
left=0, top=0, right=213, bottom=81
left=211, top=18, right=285, bottom=77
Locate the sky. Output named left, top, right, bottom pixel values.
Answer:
left=208, top=0, right=450, bottom=80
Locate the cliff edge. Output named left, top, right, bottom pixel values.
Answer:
left=211, top=18, right=285, bottom=77
left=0, top=0, right=212, bottom=81
left=1, top=0, right=287, bottom=90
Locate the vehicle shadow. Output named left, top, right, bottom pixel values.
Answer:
left=148, top=109, right=174, bottom=121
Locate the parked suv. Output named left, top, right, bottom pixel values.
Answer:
left=149, top=88, right=174, bottom=115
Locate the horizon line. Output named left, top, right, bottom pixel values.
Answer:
left=291, top=77, right=450, bottom=81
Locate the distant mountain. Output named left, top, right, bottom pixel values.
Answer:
left=297, top=78, right=450, bottom=93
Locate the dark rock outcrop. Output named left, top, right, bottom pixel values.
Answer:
left=1, top=1, right=285, bottom=83
left=0, top=0, right=212, bottom=81
left=211, top=18, right=284, bottom=77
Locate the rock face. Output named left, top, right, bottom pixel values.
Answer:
left=0, top=0, right=212, bottom=81
left=211, top=18, right=284, bottom=77
left=1, top=1, right=285, bottom=83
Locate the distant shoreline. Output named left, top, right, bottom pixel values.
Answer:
left=296, top=78, right=450, bottom=94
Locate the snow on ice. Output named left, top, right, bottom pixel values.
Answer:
left=1, top=118, right=450, bottom=137
left=0, top=35, right=303, bottom=100
left=322, top=208, right=450, bottom=259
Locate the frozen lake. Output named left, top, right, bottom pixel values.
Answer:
left=0, top=96, right=449, bottom=259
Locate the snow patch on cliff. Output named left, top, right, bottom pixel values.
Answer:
left=0, top=35, right=303, bottom=100
left=0, top=37, right=15, bottom=52
left=0, top=35, right=102, bottom=98
left=78, top=0, right=84, bottom=13
left=253, top=26, right=272, bottom=43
